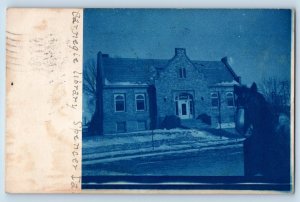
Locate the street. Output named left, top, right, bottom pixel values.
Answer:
left=82, top=132, right=244, bottom=176
left=130, top=146, right=244, bottom=176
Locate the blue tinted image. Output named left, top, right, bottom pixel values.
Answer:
left=82, top=9, right=292, bottom=192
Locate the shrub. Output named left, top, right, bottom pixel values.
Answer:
left=160, top=115, right=181, bottom=129
left=197, top=113, right=211, bottom=125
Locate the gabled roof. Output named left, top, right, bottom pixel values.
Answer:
left=101, top=54, right=239, bottom=86
left=193, top=60, right=238, bottom=85
left=103, top=58, right=168, bottom=84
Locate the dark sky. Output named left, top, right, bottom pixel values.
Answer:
left=83, top=9, right=292, bottom=85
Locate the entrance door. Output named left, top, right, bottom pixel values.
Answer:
left=178, top=100, right=190, bottom=119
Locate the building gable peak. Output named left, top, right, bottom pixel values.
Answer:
left=175, top=48, right=186, bottom=56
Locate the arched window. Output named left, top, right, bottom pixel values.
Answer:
left=135, top=94, right=146, bottom=111
left=211, top=93, right=219, bottom=107
left=178, top=67, right=186, bottom=78
left=114, top=94, right=125, bottom=112
left=226, top=92, right=234, bottom=107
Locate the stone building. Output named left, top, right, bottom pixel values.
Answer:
left=95, top=48, right=241, bottom=134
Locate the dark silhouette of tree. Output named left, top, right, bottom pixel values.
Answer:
left=83, top=59, right=97, bottom=98
left=83, top=55, right=103, bottom=135
left=83, top=58, right=98, bottom=134
left=259, top=77, right=290, bottom=114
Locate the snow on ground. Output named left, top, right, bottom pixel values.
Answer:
left=83, top=128, right=244, bottom=165
left=189, top=129, right=228, bottom=139
left=216, top=122, right=235, bottom=129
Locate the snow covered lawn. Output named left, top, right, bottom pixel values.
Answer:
left=83, top=129, right=244, bottom=165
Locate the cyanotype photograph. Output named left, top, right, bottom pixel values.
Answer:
left=81, top=9, right=293, bottom=192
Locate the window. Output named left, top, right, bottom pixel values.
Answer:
left=135, top=94, right=146, bottom=111
left=211, top=93, right=219, bottom=107
left=114, top=94, right=125, bottom=112
left=137, top=121, right=147, bottom=131
left=116, top=122, right=126, bottom=133
left=226, top=92, right=234, bottom=107
left=179, top=67, right=186, bottom=78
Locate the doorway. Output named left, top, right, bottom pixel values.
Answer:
left=175, top=93, right=194, bottom=119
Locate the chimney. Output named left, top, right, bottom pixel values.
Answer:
left=221, top=56, right=241, bottom=84
left=97, top=51, right=104, bottom=85
left=102, top=53, right=109, bottom=58
left=91, top=51, right=104, bottom=135
left=175, top=48, right=186, bottom=56
left=221, top=56, right=229, bottom=65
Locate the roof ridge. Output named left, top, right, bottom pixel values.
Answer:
left=103, top=57, right=169, bottom=61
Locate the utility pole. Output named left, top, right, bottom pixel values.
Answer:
left=152, top=130, right=154, bottom=150
left=218, top=91, right=222, bottom=139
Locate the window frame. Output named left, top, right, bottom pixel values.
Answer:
left=135, top=93, right=146, bottom=112
left=178, top=67, right=186, bottom=78
left=226, top=92, right=235, bottom=107
left=211, top=92, right=219, bottom=108
left=114, top=94, right=126, bottom=112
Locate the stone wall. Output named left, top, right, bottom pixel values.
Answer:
left=155, top=48, right=211, bottom=125
left=102, top=86, right=151, bottom=134
left=209, top=86, right=236, bottom=127
left=155, top=48, right=236, bottom=128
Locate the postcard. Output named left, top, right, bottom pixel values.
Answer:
left=5, top=8, right=294, bottom=193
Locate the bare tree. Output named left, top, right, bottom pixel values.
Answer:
left=259, top=77, right=290, bottom=110
left=83, top=58, right=97, bottom=129
left=83, top=58, right=97, bottom=97
left=83, top=57, right=104, bottom=134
